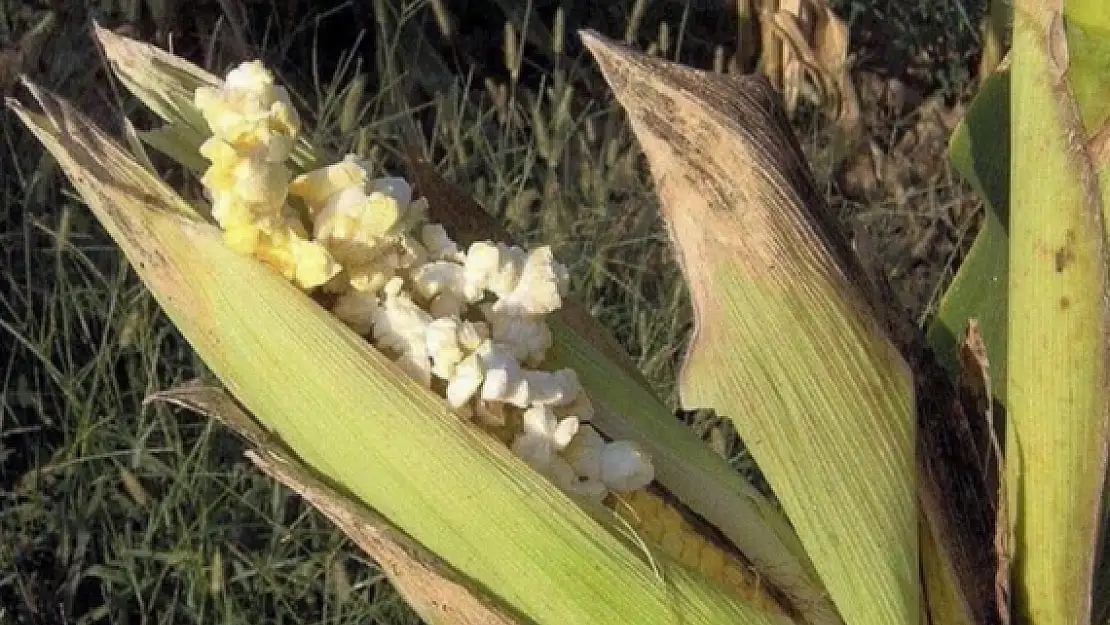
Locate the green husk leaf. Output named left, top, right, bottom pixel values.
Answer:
left=93, top=23, right=832, bottom=623
left=145, top=381, right=520, bottom=625
left=1006, top=1, right=1110, bottom=623
left=580, top=31, right=918, bottom=625
left=7, top=81, right=791, bottom=625
left=930, top=69, right=1011, bottom=403
left=93, top=23, right=322, bottom=171
left=139, top=125, right=210, bottom=175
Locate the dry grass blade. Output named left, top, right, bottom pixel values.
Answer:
left=145, top=382, right=521, bottom=625
left=757, top=0, right=861, bottom=156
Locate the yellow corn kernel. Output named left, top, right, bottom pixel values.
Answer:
left=639, top=516, right=665, bottom=544
left=698, top=541, right=727, bottom=581
left=612, top=487, right=777, bottom=610
left=679, top=534, right=706, bottom=570
left=659, top=526, right=685, bottom=557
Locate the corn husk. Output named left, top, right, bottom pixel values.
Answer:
left=90, top=23, right=838, bottom=623
left=7, top=80, right=792, bottom=625
left=581, top=30, right=919, bottom=625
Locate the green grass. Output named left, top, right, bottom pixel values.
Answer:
left=0, top=0, right=984, bottom=623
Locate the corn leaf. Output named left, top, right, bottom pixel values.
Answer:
left=1007, top=1, right=1110, bottom=622
left=145, top=381, right=520, bottom=625
left=929, top=69, right=1011, bottom=404
left=580, top=31, right=919, bottom=625
left=926, top=67, right=1014, bottom=625
left=92, top=24, right=835, bottom=623
left=7, top=81, right=793, bottom=625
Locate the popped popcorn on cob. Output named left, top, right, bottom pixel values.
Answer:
left=193, top=60, right=767, bottom=602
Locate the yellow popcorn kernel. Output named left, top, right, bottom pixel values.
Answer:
left=290, top=236, right=341, bottom=289
left=659, top=526, right=685, bottom=558
left=198, top=137, right=239, bottom=191
left=222, top=222, right=263, bottom=255
left=230, top=157, right=290, bottom=209
left=640, top=516, right=666, bottom=544
left=289, top=156, right=370, bottom=208
left=347, top=264, right=395, bottom=294
left=209, top=194, right=256, bottom=231
left=314, top=189, right=403, bottom=266
left=195, top=61, right=300, bottom=160
left=249, top=226, right=338, bottom=289
left=268, top=99, right=300, bottom=140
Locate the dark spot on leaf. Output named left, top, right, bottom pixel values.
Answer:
left=1060, top=296, right=1070, bottom=310
left=1054, top=230, right=1076, bottom=272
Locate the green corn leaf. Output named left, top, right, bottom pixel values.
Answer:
left=581, top=31, right=919, bottom=625
left=1006, top=1, right=1110, bottom=623
left=927, top=66, right=1014, bottom=625
left=930, top=69, right=1011, bottom=404
left=7, top=81, right=795, bottom=625
left=145, top=381, right=520, bottom=625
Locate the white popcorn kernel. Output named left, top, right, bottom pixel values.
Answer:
left=396, top=234, right=429, bottom=271
left=459, top=321, right=488, bottom=350
left=554, top=391, right=595, bottom=423
left=547, top=457, right=580, bottom=492
left=429, top=292, right=467, bottom=318
left=394, top=350, right=433, bottom=387
left=331, top=288, right=379, bottom=335
left=478, top=342, right=532, bottom=408
left=512, top=404, right=579, bottom=470
left=481, top=305, right=553, bottom=365
left=464, top=242, right=526, bottom=299
left=422, top=223, right=463, bottom=261
left=370, top=281, right=432, bottom=385
left=367, top=176, right=413, bottom=210
left=372, top=291, right=430, bottom=353
left=562, top=424, right=605, bottom=480
left=524, top=368, right=579, bottom=407
left=490, top=246, right=567, bottom=316
left=566, top=478, right=608, bottom=500
left=446, top=352, right=484, bottom=409
left=600, top=441, right=654, bottom=492
left=426, top=317, right=465, bottom=379
left=411, top=261, right=467, bottom=300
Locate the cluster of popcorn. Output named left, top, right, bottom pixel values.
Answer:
left=194, top=62, right=654, bottom=501
left=194, top=61, right=338, bottom=289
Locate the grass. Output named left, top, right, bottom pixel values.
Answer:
left=1, top=0, right=985, bottom=623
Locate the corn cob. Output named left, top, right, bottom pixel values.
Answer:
left=611, top=487, right=795, bottom=613
left=190, top=59, right=795, bottom=617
